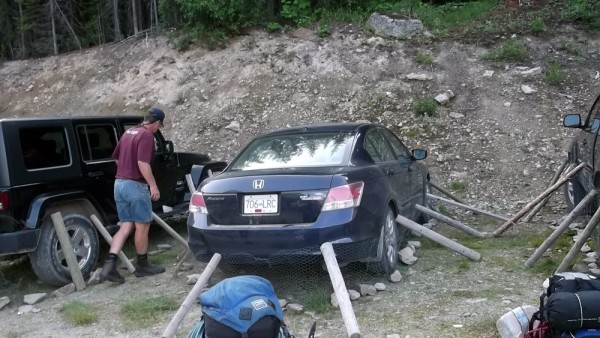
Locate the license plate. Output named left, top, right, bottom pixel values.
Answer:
left=244, top=194, right=278, bottom=214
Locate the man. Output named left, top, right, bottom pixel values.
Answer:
left=100, top=107, right=166, bottom=283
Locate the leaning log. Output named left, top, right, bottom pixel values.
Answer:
left=493, top=162, right=585, bottom=237
left=415, top=204, right=485, bottom=238
left=555, top=207, right=600, bottom=274
left=152, top=212, right=190, bottom=251
left=426, top=193, right=508, bottom=222
left=90, top=215, right=136, bottom=273
left=51, top=212, right=86, bottom=291
left=429, top=181, right=466, bottom=205
left=395, top=215, right=481, bottom=261
left=523, top=158, right=569, bottom=222
left=525, top=189, right=597, bottom=267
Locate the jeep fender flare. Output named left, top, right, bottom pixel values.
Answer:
left=25, top=190, right=105, bottom=229
left=190, top=161, right=228, bottom=188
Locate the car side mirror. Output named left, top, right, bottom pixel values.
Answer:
left=411, top=149, right=427, bottom=160
left=563, top=114, right=582, bottom=128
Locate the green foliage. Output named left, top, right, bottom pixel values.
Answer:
left=404, top=128, right=421, bottom=137
left=413, top=98, right=437, bottom=116
left=281, top=0, right=313, bottom=26
left=267, top=22, right=283, bottom=32
left=530, top=17, right=546, bottom=33
left=415, top=52, right=433, bottom=64
left=121, top=296, right=178, bottom=328
left=179, top=0, right=265, bottom=33
left=563, top=0, right=600, bottom=29
left=561, top=42, right=582, bottom=56
left=60, top=301, right=98, bottom=325
left=304, top=286, right=332, bottom=313
left=483, top=39, right=529, bottom=63
left=449, top=181, right=467, bottom=191
left=546, top=62, right=566, bottom=86
left=316, top=23, right=331, bottom=37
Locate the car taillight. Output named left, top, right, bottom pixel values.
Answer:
left=322, top=181, right=364, bottom=211
left=189, top=192, right=208, bottom=214
left=0, top=191, right=8, bottom=211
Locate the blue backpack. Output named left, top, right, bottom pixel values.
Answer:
left=188, top=275, right=294, bottom=338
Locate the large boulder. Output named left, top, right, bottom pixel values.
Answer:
left=367, top=13, right=424, bottom=38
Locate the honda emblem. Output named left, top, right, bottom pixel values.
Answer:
left=252, top=179, right=265, bottom=190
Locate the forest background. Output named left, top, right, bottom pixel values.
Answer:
left=1, top=0, right=600, bottom=61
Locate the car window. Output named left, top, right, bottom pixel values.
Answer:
left=381, top=128, right=411, bottom=162
left=230, top=132, right=353, bottom=170
left=77, top=124, right=118, bottom=162
left=364, top=129, right=395, bottom=163
left=20, top=127, right=70, bottom=170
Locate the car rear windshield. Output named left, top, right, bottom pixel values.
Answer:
left=230, top=131, right=354, bottom=171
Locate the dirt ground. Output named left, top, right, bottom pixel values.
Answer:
left=2, top=11, right=600, bottom=338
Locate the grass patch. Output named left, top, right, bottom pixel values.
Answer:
left=483, top=39, right=529, bottom=63
left=404, top=128, right=421, bottom=138
left=121, top=296, right=178, bottom=328
left=413, top=98, right=437, bottom=116
left=316, top=23, right=331, bottom=38
left=60, top=300, right=98, bottom=325
left=148, top=249, right=180, bottom=266
left=449, top=181, right=467, bottom=191
left=304, top=286, right=332, bottom=313
left=530, top=17, right=546, bottom=33
left=415, top=52, right=433, bottom=64
left=546, top=62, right=566, bottom=86
left=561, top=42, right=583, bottom=56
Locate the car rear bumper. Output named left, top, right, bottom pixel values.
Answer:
left=0, top=229, right=40, bottom=255
left=187, top=207, right=382, bottom=263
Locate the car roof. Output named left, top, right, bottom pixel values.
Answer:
left=0, top=115, right=142, bottom=123
left=261, top=122, right=377, bottom=137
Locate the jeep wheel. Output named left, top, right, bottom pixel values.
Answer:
left=563, top=177, right=587, bottom=211
left=368, top=208, right=399, bottom=274
left=29, top=212, right=99, bottom=286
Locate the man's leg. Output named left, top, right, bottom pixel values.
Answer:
left=133, top=222, right=165, bottom=277
left=99, top=222, right=134, bottom=284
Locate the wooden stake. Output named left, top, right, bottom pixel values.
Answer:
left=320, top=242, right=361, bottom=338
left=185, top=173, right=196, bottom=193
left=426, top=193, right=508, bottom=222
left=90, top=215, right=135, bottom=273
left=162, top=253, right=221, bottom=338
left=415, top=204, right=485, bottom=238
left=51, top=212, right=86, bottom=290
left=152, top=212, right=190, bottom=251
left=525, top=189, right=597, bottom=267
left=396, top=215, right=481, bottom=261
left=493, top=162, right=585, bottom=237
left=429, top=181, right=466, bottom=205
left=555, top=205, right=600, bottom=274
left=523, top=158, right=569, bottom=222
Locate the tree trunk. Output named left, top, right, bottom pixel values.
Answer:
left=113, top=0, right=122, bottom=41
left=152, top=0, right=158, bottom=28
left=50, top=0, right=57, bottom=55
left=131, top=0, right=138, bottom=35
left=18, top=1, right=26, bottom=58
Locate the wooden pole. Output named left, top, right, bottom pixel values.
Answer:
left=524, top=159, right=569, bottom=222
left=415, top=204, right=485, bottom=238
left=90, top=215, right=136, bottom=273
left=152, top=212, right=190, bottom=251
left=51, top=212, right=86, bottom=290
left=493, top=162, right=586, bottom=237
left=162, top=253, right=221, bottom=338
left=320, top=242, right=361, bottom=338
left=555, top=206, right=600, bottom=274
left=185, top=173, right=196, bottom=193
left=396, top=215, right=481, bottom=261
left=429, top=181, right=466, bottom=205
left=525, top=189, right=597, bottom=267
left=426, top=193, right=508, bottom=222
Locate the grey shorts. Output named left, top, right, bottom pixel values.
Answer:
left=114, top=179, right=152, bottom=223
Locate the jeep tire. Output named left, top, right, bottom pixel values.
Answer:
left=29, top=212, right=99, bottom=286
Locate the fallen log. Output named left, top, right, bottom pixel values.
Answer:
left=429, top=181, right=466, bottom=205
left=415, top=204, right=485, bottom=238
left=555, top=206, right=600, bottom=274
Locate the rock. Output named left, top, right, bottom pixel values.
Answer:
left=449, top=112, right=465, bottom=119
left=521, top=85, right=536, bottom=94
left=374, top=283, right=386, bottom=291
left=519, top=67, right=542, bottom=76
left=87, top=268, right=102, bottom=286
left=348, top=289, right=361, bottom=300
left=225, top=121, right=241, bottom=132
left=389, top=270, right=403, bottom=283
left=359, top=284, right=377, bottom=296
left=287, top=303, right=303, bottom=312
left=367, top=13, right=424, bottom=38
left=330, top=293, right=339, bottom=307
left=23, top=293, right=47, bottom=305
left=581, top=243, right=592, bottom=253
left=399, top=247, right=417, bottom=265
left=434, top=90, right=455, bottom=105
left=387, top=335, right=401, bottom=338
left=483, top=70, right=494, bottom=77
left=0, top=296, right=9, bottom=310
left=187, top=274, right=201, bottom=285
left=53, top=283, right=76, bottom=298
left=407, top=240, right=421, bottom=249
left=405, top=73, right=432, bottom=81
left=279, top=299, right=287, bottom=308
left=18, top=305, right=34, bottom=315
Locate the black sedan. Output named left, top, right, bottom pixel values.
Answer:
left=187, top=123, right=430, bottom=274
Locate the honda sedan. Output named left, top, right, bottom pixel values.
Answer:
left=187, top=123, right=430, bottom=273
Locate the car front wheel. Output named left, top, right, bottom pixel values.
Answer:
left=29, top=212, right=99, bottom=286
left=368, top=208, right=398, bottom=274
left=563, top=177, right=588, bottom=211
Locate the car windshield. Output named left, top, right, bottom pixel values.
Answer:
left=230, top=131, right=354, bottom=171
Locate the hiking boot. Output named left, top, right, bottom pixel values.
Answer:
left=99, top=259, right=125, bottom=284
left=134, top=260, right=165, bottom=278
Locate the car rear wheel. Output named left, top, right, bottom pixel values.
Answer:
left=563, top=177, right=588, bottom=211
left=368, top=208, right=398, bottom=274
left=29, top=212, right=99, bottom=286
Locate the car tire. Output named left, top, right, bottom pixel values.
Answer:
left=29, top=212, right=99, bottom=286
left=563, top=177, right=589, bottom=211
left=368, top=208, right=399, bottom=274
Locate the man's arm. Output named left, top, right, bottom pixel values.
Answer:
left=138, top=161, right=160, bottom=201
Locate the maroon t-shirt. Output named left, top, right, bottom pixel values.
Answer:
left=112, top=125, right=155, bottom=182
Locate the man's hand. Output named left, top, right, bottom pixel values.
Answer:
left=149, top=185, right=160, bottom=201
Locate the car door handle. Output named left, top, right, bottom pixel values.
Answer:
left=87, top=171, right=104, bottom=178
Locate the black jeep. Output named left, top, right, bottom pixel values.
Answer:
left=0, top=116, right=219, bottom=285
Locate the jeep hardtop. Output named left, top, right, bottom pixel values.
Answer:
left=0, top=115, right=221, bottom=285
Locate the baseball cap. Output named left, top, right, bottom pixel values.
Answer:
left=148, top=107, right=165, bottom=126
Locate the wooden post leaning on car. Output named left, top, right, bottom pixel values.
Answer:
left=162, top=253, right=221, bottom=338
left=555, top=206, right=600, bottom=274
left=396, top=215, right=481, bottom=261
left=493, top=162, right=585, bottom=237
left=321, top=242, right=361, bottom=338
left=525, top=189, right=597, bottom=268
left=51, top=212, right=86, bottom=290
left=90, top=215, right=136, bottom=273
